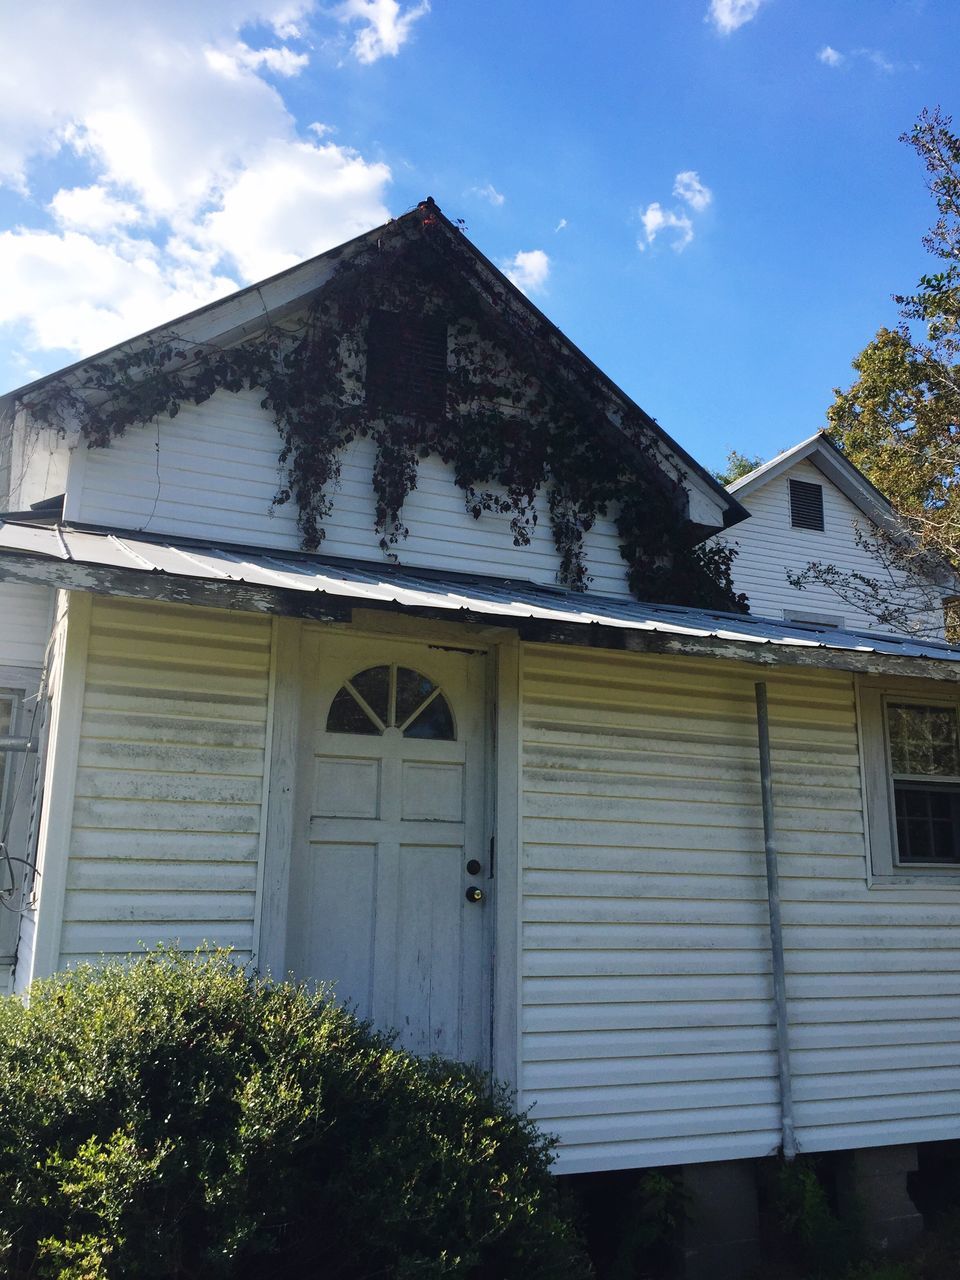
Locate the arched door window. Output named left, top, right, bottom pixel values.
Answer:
left=326, top=664, right=456, bottom=740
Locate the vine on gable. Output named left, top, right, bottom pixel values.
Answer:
left=20, top=203, right=743, bottom=611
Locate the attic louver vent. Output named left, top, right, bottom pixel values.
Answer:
left=789, top=478, right=825, bottom=531
left=366, top=310, right=448, bottom=420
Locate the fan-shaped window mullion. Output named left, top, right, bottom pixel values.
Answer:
left=397, top=684, right=441, bottom=734
left=327, top=685, right=382, bottom=735
left=346, top=681, right=386, bottom=733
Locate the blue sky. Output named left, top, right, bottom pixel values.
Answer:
left=1, top=0, right=957, bottom=474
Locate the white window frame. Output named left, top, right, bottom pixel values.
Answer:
left=859, top=678, right=960, bottom=885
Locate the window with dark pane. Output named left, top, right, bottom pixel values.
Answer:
left=366, top=310, right=447, bottom=420
left=396, top=667, right=436, bottom=727
left=404, top=695, right=455, bottom=740
left=789, top=478, right=825, bottom=531
left=349, top=665, right=390, bottom=727
left=326, top=685, right=382, bottom=735
left=888, top=701, right=960, bottom=865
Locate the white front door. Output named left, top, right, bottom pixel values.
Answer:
left=287, top=631, right=490, bottom=1064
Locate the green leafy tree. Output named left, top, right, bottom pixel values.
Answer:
left=790, top=109, right=960, bottom=634
left=827, top=108, right=960, bottom=566
left=712, top=450, right=764, bottom=486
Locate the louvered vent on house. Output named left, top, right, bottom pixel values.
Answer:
left=366, top=310, right=448, bottom=420
left=789, top=478, right=825, bottom=530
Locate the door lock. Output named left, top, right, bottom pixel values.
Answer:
left=465, top=886, right=484, bottom=904
left=466, top=859, right=482, bottom=875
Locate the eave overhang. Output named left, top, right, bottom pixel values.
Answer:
left=3, top=521, right=960, bottom=682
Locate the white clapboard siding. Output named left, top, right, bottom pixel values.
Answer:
left=7, top=418, right=70, bottom=512
left=716, top=459, right=944, bottom=635
left=56, top=597, right=272, bottom=968
left=69, top=388, right=633, bottom=597
left=520, top=646, right=960, bottom=1173
left=0, top=582, right=53, bottom=668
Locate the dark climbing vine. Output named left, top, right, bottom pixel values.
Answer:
left=20, top=201, right=743, bottom=610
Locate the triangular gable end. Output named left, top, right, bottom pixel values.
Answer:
left=6, top=200, right=748, bottom=610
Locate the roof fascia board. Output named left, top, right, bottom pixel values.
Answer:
left=0, top=220, right=395, bottom=410
left=726, top=433, right=822, bottom=498
left=729, top=432, right=901, bottom=530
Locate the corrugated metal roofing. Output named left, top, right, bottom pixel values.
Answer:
left=2, top=520, right=958, bottom=668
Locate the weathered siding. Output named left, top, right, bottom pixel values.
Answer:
left=0, top=582, right=53, bottom=668
left=717, top=459, right=944, bottom=635
left=520, top=645, right=960, bottom=1172
left=69, top=389, right=633, bottom=598
left=56, top=597, right=273, bottom=968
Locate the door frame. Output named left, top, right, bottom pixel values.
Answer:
left=255, top=614, right=520, bottom=1087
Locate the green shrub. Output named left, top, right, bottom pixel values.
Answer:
left=0, top=950, right=591, bottom=1280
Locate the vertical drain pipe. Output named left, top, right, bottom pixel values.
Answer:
left=755, top=681, right=798, bottom=1161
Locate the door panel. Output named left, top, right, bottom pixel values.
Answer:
left=287, top=632, right=490, bottom=1066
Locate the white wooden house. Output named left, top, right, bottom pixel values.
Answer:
left=1, top=203, right=960, bottom=1216
left=715, top=433, right=954, bottom=636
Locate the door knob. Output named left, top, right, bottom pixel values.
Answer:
left=465, top=886, right=484, bottom=904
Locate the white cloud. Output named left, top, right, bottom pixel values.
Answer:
left=855, top=47, right=895, bottom=73
left=338, top=0, right=430, bottom=64
left=205, top=42, right=309, bottom=78
left=673, top=170, right=713, bottom=212
left=0, top=0, right=396, bottom=374
left=0, top=227, right=237, bottom=357
left=817, top=45, right=902, bottom=73
left=472, top=183, right=505, bottom=207
left=502, top=249, right=550, bottom=295
left=817, top=45, right=844, bottom=67
left=555, top=218, right=568, bottom=232
left=707, top=0, right=766, bottom=34
left=198, top=139, right=391, bottom=279
left=638, top=203, right=694, bottom=252
left=49, top=185, right=145, bottom=234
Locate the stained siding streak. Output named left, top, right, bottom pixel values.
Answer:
left=58, top=597, right=272, bottom=967
left=72, top=390, right=632, bottom=597
left=521, top=647, right=960, bottom=1173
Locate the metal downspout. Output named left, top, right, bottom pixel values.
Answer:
left=755, top=681, right=798, bottom=1160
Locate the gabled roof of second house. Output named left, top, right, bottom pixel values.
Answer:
left=1, top=198, right=748, bottom=538
left=727, top=430, right=900, bottom=534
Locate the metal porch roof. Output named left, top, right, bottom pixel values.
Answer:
left=1, top=520, right=959, bottom=674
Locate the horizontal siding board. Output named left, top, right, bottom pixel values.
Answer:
left=533, top=1077, right=781, bottom=1120
left=62, top=888, right=258, bottom=923
left=73, top=766, right=264, bottom=805
left=77, top=740, right=266, bottom=774
left=525, top=1052, right=779, bottom=1090
left=72, top=798, right=262, bottom=834
left=69, top=829, right=260, bottom=861
left=553, top=1132, right=780, bottom=1175
left=58, top=599, right=271, bottom=966
left=523, top=999, right=774, bottom=1033
left=60, top=921, right=255, bottom=953
left=67, top=858, right=257, bottom=892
